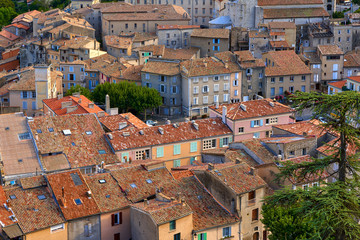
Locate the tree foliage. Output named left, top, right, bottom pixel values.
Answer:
left=29, top=0, right=49, bottom=11
left=92, top=82, right=162, bottom=116
left=50, top=0, right=70, bottom=10
left=0, top=0, right=14, bottom=9
left=332, top=11, right=345, bottom=18
left=0, top=7, right=17, bottom=28
left=65, top=85, right=92, bottom=100
left=262, top=91, right=360, bottom=240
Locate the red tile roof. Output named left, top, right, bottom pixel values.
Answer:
left=0, top=186, right=15, bottom=226
left=180, top=56, right=233, bottom=77
left=258, top=0, right=323, bottom=6
left=273, top=120, right=329, bottom=138
left=110, top=165, right=175, bottom=203
left=210, top=98, right=293, bottom=121
left=84, top=173, right=130, bottom=213
left=161, top=176, right=238, bottom=231
left=157, top=24, right=200, bottom=30
left=141, top=60, right=180, bottom=76
left=19, top=175, right=47, bottom=189
left=47, top=169, right=100, bottom=220
left=317, top=45, right=344, bottom=55
left=270, top=40, right=290, bottom=48
left=264, top=50, right=312, bottom=76
left=261, top=135, right=316, bottom=144
left=263, top=7, right=329, bottom=19
left=328, top=80, right=346, bottom=89
left=4, top=23, right=30, bottom=30
left=240, top=139, right=276, bottom=165
left=107, top=118, right=232, bottom=151
left=43, top=95, right=106, bottom=116
left=0, top=29, right=19, bottom=41
left=132, top=199, right=193, bottom=225
left=191, top=28, right=229, bottom=39
left=268, top=21, right=296, bottom=29
left=28, top=114, right=119, bottom=168
left=5, top=186, right=65, bottom=233
left=316, top=138, right=357, bottom=157
left=344, top=52, right=360, bottom=67
left=347, top=76, right=360, bottom=84
left=99, top=113, right=148, bottom=131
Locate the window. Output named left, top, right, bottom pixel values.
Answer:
left=37, top=194, right=46, bottom=200
left=213, top=46, right=219, bottom=51
left=203, top=96, right=208, bottom=104
left=193, top=77, right=199, bottom=83
left=279, top=87, right=284, bottom=95
left=74, top=198, right=82, bottom=205
left=234, top=90, right=238, bottom=96
left=302, top=148, right=307, bottom=155
left=98, top=150, right=106, bottom=154
left=18, top=132, right=31, bottom=140
left=36, top=129, right=42, bottom=133
left=157, top=147, right=164, bottom=158
left=214, top=84, right=219, bottom=92
left=251, top=120, right=262, bottom=127
left=203, top=139, right=216, bottom=149
left=69, top=66, right=74, bottom=72
left=170, top=220, right=176, bottom=230
left=125, top=23, right=128, bottom=29
left=84, top=223, right=92, bottom=237
left=303, top=184, right=309, bottom=191
left=69, top=74, right=75, bottom=81
left=270, top=87, right=275, bottom=97
left=239, top=127, right=244, bottom=133
left=174, top=233, right=180, bottom=240
left=301, top=85, right=306, bottom=92
left=22, top=101, right=28, bottom=110
left=22, top=91, right=28, bottom=99
left=160, top=84, right=166, bottom=93
left=290, top=76, right=294, bottom=82
left=279, top=77, right=284, bottom=83
left=271, top=77, right=275, bottom=83
left=213, top=38, right=219, bottom=44
left=223, top=94, right=229, bottom=102
left=50, top=224, right=65, bottom=233
left=198, top=233, right=207, bottom=240
left=135, top=149, right=150, bottom=160
left=224, top=83, right=229, bottom=91
left=193, top=86, right=199, bottom=94
left=130, top=183, right=137, bottom=188
left=190, top=142, right=197, bottom=152
left=289, top=150, right=295, bottom=156
left=112, top=212, right=122, bottom=225
left=174, top=144, right=181, bottom=155
left=202, top=85, right=209, bottom=93
left=173, top=159, right=181, bottom=167
left=32, top=91, right=36, bottom=98
left=253, top=132, right=260, bottom=138
left=233, top=80, right=238, bottom=86
left=289, top=86, right=294, bottom=93
left=193, top=97, right=198, bottom=105
left=146, top=179, right=153, bottom=184
left=252, top=208, right=259, bottom=221
left=221, top=137, right=231, bottom=147
left=214, top=76, right=219, bottom=81
left=214, top=95, right=219, bottom=103
left=223, top=227, right=231, bottom=238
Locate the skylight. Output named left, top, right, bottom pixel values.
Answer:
left=18, top=132, right=31, bottom=140
left=48, top=128, right=54, bottom=132
left=74, top=198, right=82, bottom=205
left=146, top=179, right=153, bottom=184
left=71, top=142, right=76, bottom=146
left=70, top=173, right=83, bottom=186
left=36, top=129, right=42, bottom=133
left=106, top=194, right=110, bottom=198
left=130, top=183, right=137, bottom=188
left=98, top=150, right=106, bottom=154
left=63, top=129, right=71, bottom=136
left=37, top=195, right=46, bottom=200
left=85, top=131, right=92, bottom=135
left=98, top=179, right=106, bottom=184
left=9, top=195, right=16, bottom=200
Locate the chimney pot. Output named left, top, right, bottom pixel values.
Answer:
left=208, top=163, right=214, bottom=171
left=222, top=106, right=227, bottom=124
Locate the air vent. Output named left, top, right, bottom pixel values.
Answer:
left=158, top=127, right=164, bottom=135
left=123, top=132, right=130, bottom=137
left=240, top=104, right=246, bottom=111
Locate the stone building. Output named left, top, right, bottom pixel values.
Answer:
left=157, top=25, right=200, bottom=49
left=190, top=28, right=229, bottom=57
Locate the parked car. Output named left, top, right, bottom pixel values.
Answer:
left=146, top=120, right=158, bottom=126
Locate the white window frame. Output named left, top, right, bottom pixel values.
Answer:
left=51, top=223, right=65, bottom=233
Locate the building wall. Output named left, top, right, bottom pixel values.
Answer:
left=100, top=208, right=131, bottom=240
left=158, top=214, right=193, bottom=240
left=229, top=71, right=242, bottom=102
left=124, top=0, right=214, bottom=26
left=209, top=110, right=294, bottom=141
left=221, top=0, right=257, bottom=29
left=157, top=28, right=195, bottom=49
left=319, top=52, right=344, bottom=83
left=182, top=74, right=232, bottom=117
left=240, top=67, right=265, bottom=101
left=60, top=63, right=86, bottom=92
left=194, top=223, right=241, bottom=240
left=9, top=90, right=37, bottom=116
left=249, top=37, right=269, bottom=59
left=71, top=0, right=100, bottom=10
left=265, top=137, right=318, bottom=159
left=67, top=215, right=101, bottom=240
left=141, top=71, right=182, bottom=116
left=106, top=45, right=132, bottom=59
left=263, top=74, right=311, bottom=98
left=131, top=208, right=157, bottom=240
left=102, top=18, right=189, bottom=38
left=190, top=36, right=229, bottom=57
left=25, top=223, right=68, bottom=240
left=333, top=24, right=352, bottom=53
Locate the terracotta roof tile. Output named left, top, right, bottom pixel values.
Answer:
left=58, top=36, right=96, bottom=50
left=214, top=51, right=243, bottom=72
left=99, top=113, right=148, bottom=131
left=110, top=165, right=175, bottom=203
left=161, top=176, right=238, bottom=231
left=157, top=24, right=200, bottom=30
left=47, top=169, right=100, bottom=220
left=105, top=35, right=132, bottom=49
left=264, top=50, right=312, bottom=76
left=316, top=138, right=357, bottom=157
left=0, top=30, right=19, bottom=41
left=0, top=81, right=15, bottom=96
left=107, top=118, right=232, bottom=151
left=84, top=173, right=130, bottom=212
left=180, top=56, right=232, bottom=77
left=344, top=52, right=360, bottom=67
left=19, top=176, right=46, bottom=189
left=240, top=139, right=276, bottom=164
left=5, top=186, right=65, bottom=233
left=258, top=0, right=323, bottom=6
left=120, top=65, right=143, bottom=82
left=191, top=29, right=229, bottom=39
left=141, top=60, right=180, bottom=76
left=270, top=40, right=290, bottom=48
left=268, top=21, right=296, bottom=29
left=273, top=120, right=329, bottom=138
left=263, top=7, right=329, bottom=19
left=317, top=45, right=344, bottom=55
left=249, top=30, right=269, bottom=38
left=4, top=23, right=30, bottom=30
left=7, top=69, right=35, bottom=91
left=210, top=98, right=293, bottom=120
left=0, top=186, right=15, bottom=226
left=43, top=95, right=106, bottom=116
left=328, top=80, right=346, bottom=89
left=347, top=76, right=360, bottom=84
left=28, top=114, right=119, bottom=168
left=261, top=135, right=316, bottom=144
left=132, top=199, right=192, bottom=225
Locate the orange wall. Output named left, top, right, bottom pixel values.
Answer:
left=101, top=208, right=131, bottom=240
left=25, top=223, right=68, bottom=240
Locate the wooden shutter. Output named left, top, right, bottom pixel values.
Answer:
left=111, top=214, right=115, bottom=226
left=120, top=212, right=122, bottom=224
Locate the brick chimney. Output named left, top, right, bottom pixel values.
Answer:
left=208, top=163, right=214, bottom=171
left=222, top=106, right=227, bottom=124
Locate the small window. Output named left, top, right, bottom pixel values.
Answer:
left=37, top=195, right=46, bottom=200
left=74, top=199, right=82, bottom=205
left=130, top=183, right=137, bottom=188
left=18, top=132, right=31, bottom=140
left=9, top=195, right=16, bottom=199
left=48, top=128, right=54, bottom=132
left=169, top=220, right=176, bottom=230
left=98, top=150, right=106, bottom=154
left=99, top=179, right=106, bottom=184
left=239, top=127, right=244, bottom=133
left=106, top=194, right=110, bottom=198
left=86, top=131, right=92, bottom=135
left=146, top=179, right=153, bottom=184
left=71, top=142, right=76, bottom=146
left=36, top=129, right=42, bottom=133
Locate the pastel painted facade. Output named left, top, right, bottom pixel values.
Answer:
left=71, top=0, right=100, bottom=10
left=209, top=99, right=294, bottom=142
left=193, top=223, right=240, bottom=240
left=100, top=208, right=131, bottom=240
left=60, top=62, right=86, bottom=92
left=24, top=223, right=68, bottom=240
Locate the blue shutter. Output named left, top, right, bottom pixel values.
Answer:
left=219, top=138, right=223, bottom=148
left=173, top=159, right=181, bottom=167
left=218, top=39, right=220, bottom=44
left=190, top=142, right=197, bottom=152
left=68, top=83, right=71, bottom=89
left=32, top=101, right=36, bottom=110
left=89, top=80, right=92, bottom=89
left=213, top=39, right=215, bottom=44
left=22, top=101, right=27, bottom=110
left=260, top=119, right=263, bottom=126
left=158, top=75, right=161, bottom=81
left=229, top=136, right=232, bottom=143
left=96, top=80, right=99, bottom=86
left=68, top=74, right=70, bottom=80
left=20, top=91, right=23, bottom=99
left=250, top=121, right=254, bottom=128
left=212, top=46, right=215, bottom=51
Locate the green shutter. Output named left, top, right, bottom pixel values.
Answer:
left=219, top=138, right=223, bottom=148
left=190, top=142, right=197, bottom=152
left=157, top=147, right=164, bottom=158
left=229, top=136, right=233, bottom=143
left=174, top=144, right=181, bottom=155
left=198, top=234, right=200, bottom=240
left=173, top=159, right=181, bottom=167
left=204, top=233, right=207, bottom=240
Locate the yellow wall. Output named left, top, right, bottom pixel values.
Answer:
left=25, top=223, right=68, bottom=240
left=158, top=214, right=193, bottom=240
left=194, top=222, right=240, bottom=240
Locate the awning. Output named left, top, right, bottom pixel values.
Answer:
left=2, top=224, right=23, bottom=238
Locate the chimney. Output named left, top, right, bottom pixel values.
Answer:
left=105, top=94, right=110, bottom=114
left=88, top=102, right=94, bottom=109
left=108, top=133, right=113, bottom=140
left=78, top=98, right=82, bottom=104
left=61, top=187, right=67, bottom=208
left=165, top=120, right=171, bottom=124
left=208, top=163, right=214, bottom=171
left=86, top=190, right=92, bottom=199
left=224, top=62, right=228, bottom=69
left=249, top=167, right=255, bottom=176
left=215, top=101, right=219, bottom=109
left=61, top=101, right=73, bottom=109
left=181, top=197, right=185, bottom=206
left=35, top=133, right=39, bottom=141
left=57, top=93, right=63, bottom=100
left=235, top=158, right=241, bottom=164
left=144, top=199, right=149, bottom=206
left=66, top=105, right=78, bottom=113
left=277, top=155, right=282, bottom=161
left=72, top=92, right=80, bottom=98
left=222, top=106, right=227, bottom=124
left=184, top=118, right=189, bottom=123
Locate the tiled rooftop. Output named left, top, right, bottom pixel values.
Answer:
left=0, top=29, right=19, bottom=41
left=258, top=0, right=323, bottom=6
left=157, top=24, right=200, bottom=30
left=344, top=52, right=360, bottom=68
left=28, top=114, right=119, bottom=169
left=264, top=50, right=312, bottom=76
left=261, top=135, right=316, bottom=144
left=328, top=80, right=346, bottom=89
left=0, top=186, right=15, bottom=226
left=268, top=21, right=296, bottom=29
left=8, top=69, right=35, bottom=91
left=5, top=186, right=65, bottom=233
left=107, top=118, right=232, bottom=151
left=209, top=98, right=293, bottom=120
left=191, top=29, right=229, bottom=39
left=141, top=60, right=180, bottom=76
left=110, top=165, right=175, bottom=203
left=137, top=45, right=199, bottom=60
left=318, top=45, right=344, bottom=55
left=214, top=51, right=243, bottom=73
left=132, top=199, right=193, bottom=225
left=270, top=40, right=290, bottom=48
left=181, top=56, right=232, bottom=77
left=0, top=113, right=40, bottom=177
left=240, top=139, right=276, bottom=164
left=19, top=175, right=46, bottom=189
left=104, top=35, right=132, bottom=49
left=58, top=36, right=96, bottom=50
left=263, top=7, right=329, bottom=19
left=43, top=95, right=106, bottom=116
left=84, top=173, right=130, bottom=213
left=273, top=120, right=329, bottom=139
left=47, top=169, right=100, bottom=220
left=99, top=112, right=148, bottom=132
left=347, top=76, right=360, bottom=83
left=161, top=176, right=238, bottom=231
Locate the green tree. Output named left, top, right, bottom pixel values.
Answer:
left=50, top=0, right=70, bottom=10
left=0, top=0, right=14, bottom=9
left=29, top=0, right=49, bottom=11
left=65, top=85, right=92, bottom=100
left=262, top=91, right=360, bottom=240
left=0, top=7, right=17, bottom=28
left=332, top=11, right=345, bottom=18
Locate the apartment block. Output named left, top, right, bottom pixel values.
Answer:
left=190, top=28, right=229, bottom=57
left=317, top=45, right=344, bottom=88
left=59, top=61, right=86, bottom=91
left=157, top=24, right=200, bottom=49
